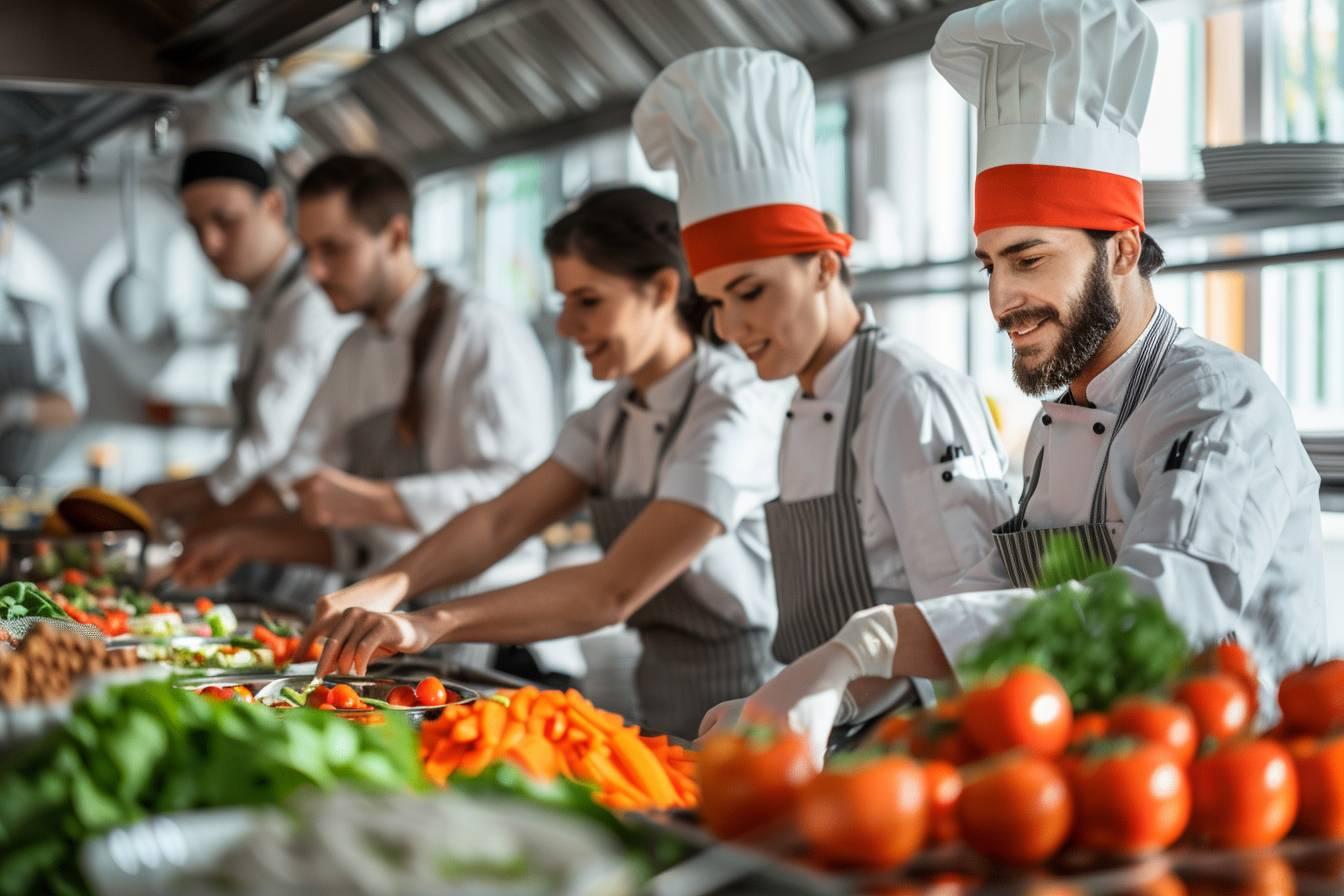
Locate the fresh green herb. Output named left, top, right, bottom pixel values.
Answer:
left=0, top=581, right=69, bottom=620
left=959, top=537, right=1189, bottom=713
left=0, top=681, right=426, bottom=896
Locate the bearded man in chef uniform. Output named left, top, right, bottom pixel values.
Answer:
left=715, top=0, right=1333, bottom=765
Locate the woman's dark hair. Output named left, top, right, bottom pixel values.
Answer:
left=793, top=210, right=854, bottom=287
left=543, top=186, right=718, bottom=342
left=1084, top=229, right=1166, bottom=280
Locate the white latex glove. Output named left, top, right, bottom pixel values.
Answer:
left=697, top=697, right=746, bottom=742
left=0, top=392, right=36, bottom=430
left=740, top=605, right=900, bottom=769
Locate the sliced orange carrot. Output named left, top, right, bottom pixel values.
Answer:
left=508, top=686, right=538, bottom=722
left=479, top=698, right=507, bottom=744
left=499, top=719, right=526, bottom=752
left=609, top=730, right=678, bottom=808
left=458, top=741, right=498, bottom=777
left=451, top=714, right=480, bottom=743
left=580, top=752, right=646, bottom=805
left=546, top=711, right=569, bottom=741
left=506, top=733, right=559, bottom=779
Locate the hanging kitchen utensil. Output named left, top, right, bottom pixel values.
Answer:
left=107, top=137, right=165, bottom=343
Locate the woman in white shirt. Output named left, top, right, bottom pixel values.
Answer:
left=296, top=186, right=788, bottom=739
left=630, top=47, right=1014, bottom=737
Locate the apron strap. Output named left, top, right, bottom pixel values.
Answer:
left=1088, top=306, right=1181, bottom=524
left=397, top=278, right=459, bottom=446
left=600, top=341, right=704, bottom=494
left=834, top=325, right=881, bottom=494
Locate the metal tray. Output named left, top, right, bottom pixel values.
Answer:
left=175, top=673, right=479, bottom=725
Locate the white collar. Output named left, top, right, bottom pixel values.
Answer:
left=1082, top=306, right=1160, bottom=411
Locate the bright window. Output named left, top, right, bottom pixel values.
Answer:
left=479, top=155, right=546, bottom=315
left=1260, top=261, right=1344, bottom=432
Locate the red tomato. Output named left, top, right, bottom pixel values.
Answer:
left=1189, top=738, right=1298, bottom=849
left=149, top=601, right=175, bottom=615
left=957, top=753, right=1072, bottom=866
left=923, top=760, right=962, bottom=845
left=194, top=596, right=215, bottom=615
left=102, top=609, right=130, bottom=638
left=1278, top=661, right=1344, bottom=737
left=798, top=753, right=927, bottom=869
left=415, top=676, right=449, bottom=707
left=251, top=625, right=277, bottom=646
left=1071, top=739, right=1191, bottom=854
left=697, top=728, right=817, bottom=839
left=388, top=686, right=417, bottom=708
left=909, top=700, right=978, bottom=766
left=318, top=702, right=336, bottom=711
left=307, top=685, right=332, bottom=708
left=1108, top=697, right=1199, bottom=766
left=328, top=684, right=361, bottom=710
left=870, top=713, right=916, bottom=747
left=1288, top=735, right=1344, bottom=838
left=1069, top=712, right=1111, bottom=747
left=197, top=685, right=233, bottom=701
left=962, top=667, right=1073, bottom=759
left=61, top=569, right=87, bottom=586
left=1174, top=675, right=1251, bottom=741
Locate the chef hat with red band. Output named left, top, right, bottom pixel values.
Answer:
left=633, top=47, right=853, bottom=277
left=932, top=0, right=1159, bottom=236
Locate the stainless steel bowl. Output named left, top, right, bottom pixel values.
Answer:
left=175, top=673, right=479, bottom=726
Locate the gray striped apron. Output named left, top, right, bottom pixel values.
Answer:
left=588, top=346, right=775, bottom=740
left=765, top=327, right=933, bottom=708
left=991, top=307, right=1181, bottom=588
left=0, top=296, right=43, bottom=484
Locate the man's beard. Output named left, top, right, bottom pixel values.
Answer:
left=1000, top=246, right=1121, bottom=397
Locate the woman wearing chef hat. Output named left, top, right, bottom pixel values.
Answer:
left=725, top=0, right=1332, bottom=765
left=632, top=47, right=1013, bottom=741
left=293, top=186, right=790, bottom=740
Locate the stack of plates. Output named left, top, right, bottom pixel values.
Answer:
left=1201, top=143, right=1344, bottom=210
left=1144, top=179, right=1211, bottom=224
left=1302, top=434, right=1344, bottom=487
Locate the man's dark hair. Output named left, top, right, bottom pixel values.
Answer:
left=1084, top=229, right=1166, bottom=280
left=296, top=154, right=413, bottom=233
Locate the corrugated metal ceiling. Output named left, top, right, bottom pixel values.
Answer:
left=289, top=0, right=979, bottom=176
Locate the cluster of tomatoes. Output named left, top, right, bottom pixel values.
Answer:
left=699, top=644, right=1344, bottom=874
left=249, top=625, right=321, bottom=667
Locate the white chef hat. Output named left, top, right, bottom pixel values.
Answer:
left=633, top=47, right=852, bottom=276
left=932, top=0, right=1158, bottom=235
left=177, top=75, right=289, bottom=192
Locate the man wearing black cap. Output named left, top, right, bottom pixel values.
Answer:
left=134, top=80, right=353, bottom=524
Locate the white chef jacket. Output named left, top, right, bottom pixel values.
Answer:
left=553, top=342, right=793, bottom=631
left=919, top=308, right=1331, bottom=716
left=779, top=305, right=1013, bottom=602
left=0, top=293, right=86, bottom=414
left=206, top=246, right=356, bottom=505
left=268, top=274, right=554, bottom=590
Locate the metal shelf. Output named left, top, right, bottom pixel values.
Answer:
left=853, top=203, right=1344, bottom=301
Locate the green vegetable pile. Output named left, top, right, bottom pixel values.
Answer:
left=959, top=536, right=1190, bottom=712
left=0, top=681, right=427, bottom=896
left=0, top=581, right=68, bottom=620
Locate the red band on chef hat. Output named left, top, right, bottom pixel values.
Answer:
left=974, top=164, right=1145, bottom=235
left=679, top=204, right=854, bottom=277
